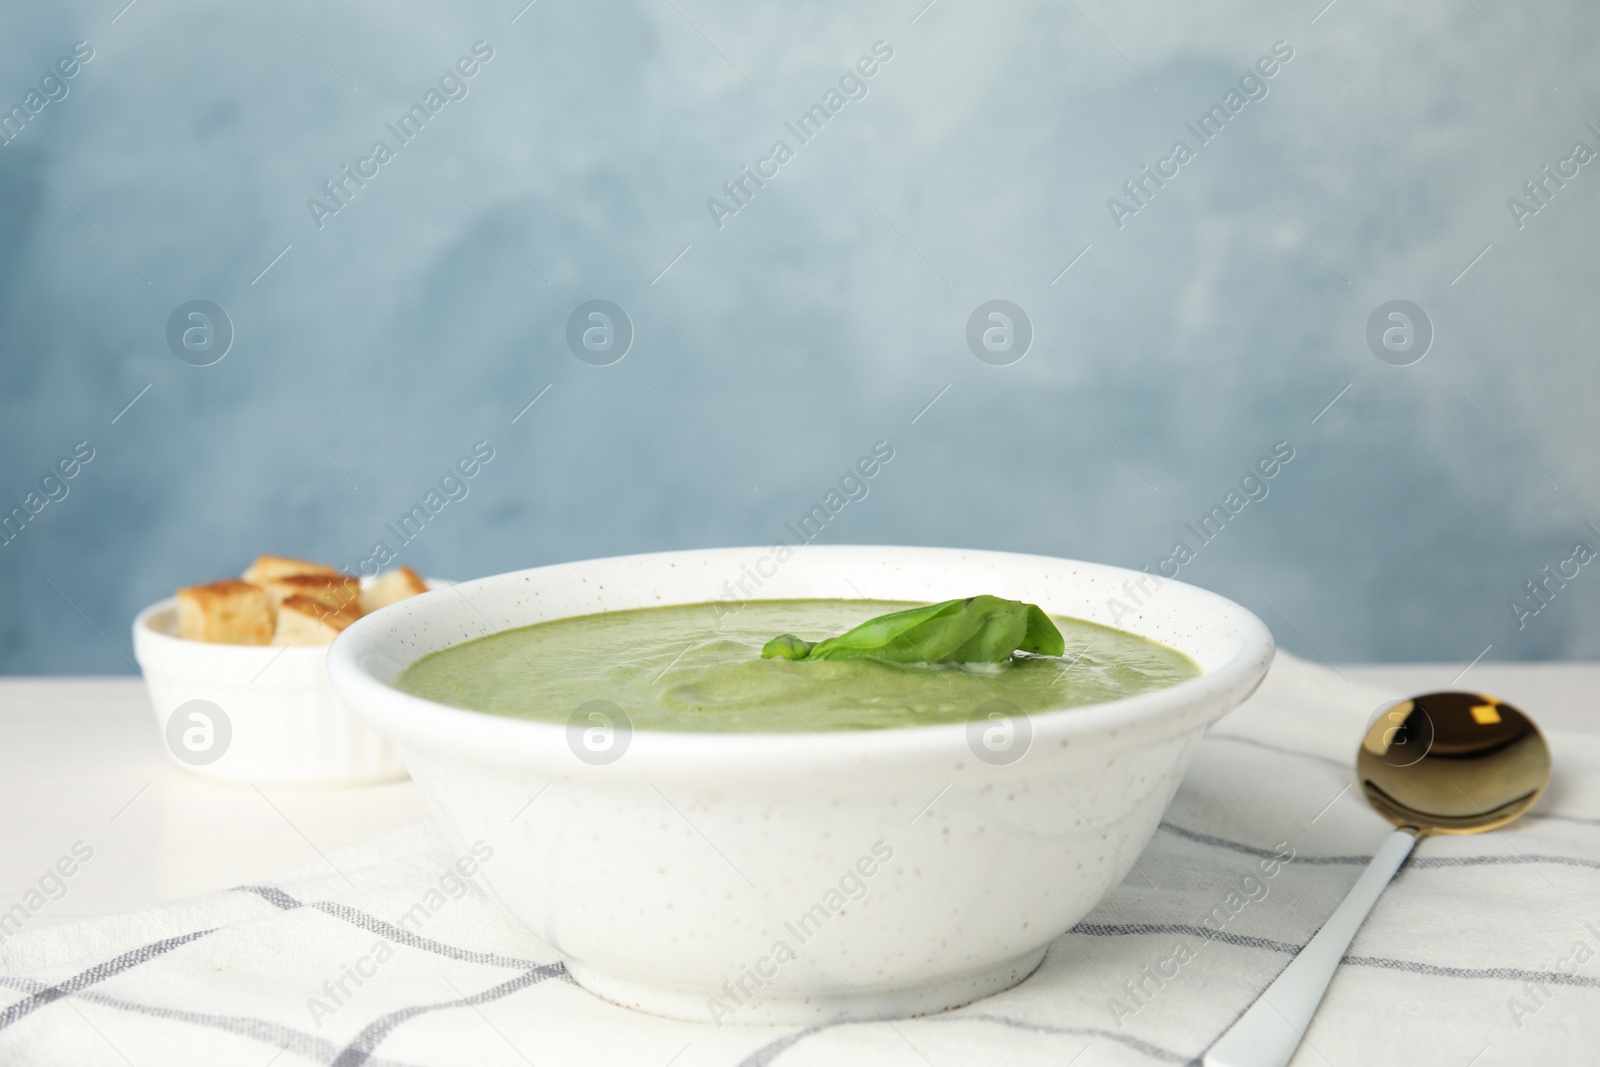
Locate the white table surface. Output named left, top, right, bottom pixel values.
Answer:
left=1, top=665, right=1593, bottom=939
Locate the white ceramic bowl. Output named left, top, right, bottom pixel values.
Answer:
left=133, top=597, right=410, bottom=787
left=327, top=547, right=1274, bottom=1024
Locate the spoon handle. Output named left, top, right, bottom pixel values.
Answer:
left=1203, top=828, right=1416, bottom=1067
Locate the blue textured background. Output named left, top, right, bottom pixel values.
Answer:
left=3, top=0, right=1597, bottom=674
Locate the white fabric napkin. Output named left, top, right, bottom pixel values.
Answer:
left=3, top=654, right=1597, bottom=1066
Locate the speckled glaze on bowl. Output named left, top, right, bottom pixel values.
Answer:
left=326, top=547, right=1274, bottom=1025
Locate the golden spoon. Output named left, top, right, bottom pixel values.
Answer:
left=1205, top=691, right=1552, bottom=1067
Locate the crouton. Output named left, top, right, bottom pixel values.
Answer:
left=243, top=554, right=337, bottom=586
left=360, top=566, right=428, bottom=614
left=261, top=573, right=362, bottom=616
left=176, top=580, right=275, bottom=645
left=271, top=594, right=360, bottom=646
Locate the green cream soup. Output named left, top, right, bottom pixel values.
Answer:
left=397, top=599, right=1199, bottom=733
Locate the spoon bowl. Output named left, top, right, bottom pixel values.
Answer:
left=1358, top=691, right=1552, bottom=834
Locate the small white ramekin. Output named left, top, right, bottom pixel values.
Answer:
left=132, top=597, right=410, bottom=787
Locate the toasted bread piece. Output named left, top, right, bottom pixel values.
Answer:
left=176, top=580, right=275, bottom=645
left=262, top=573, right=362, bottom=616
left=271, top=594, right=360, bottom=646
left=243, top=554, right=337, bottom=586
left=360, top=566, right=428, bottom=614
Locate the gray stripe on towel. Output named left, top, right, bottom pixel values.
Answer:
left=932, top=1011, right=1190, bottom=1062
left=1526, top=811, right=1600, bottom=827
left=1343, top=957, right=1600, bottom=987
left=1157, top=823, right=1369, bottom=865
left=0, top=928, right=215, bottom=1031
left=331, top=963, right=569, bottom=1067
left=735, top=1023, right=834, bottom=1067
left=1071, top=922, right=1301, bottom=955
left=735, top=1011, right=1191, bottom=1067
left=1410, top=853, right=1600, bottom=872
left=236, top=885, right=547, bottom=968
left=1158, top=824, right=1600, bottom=873
left=1064, top=925, right=1600, bottom=991
left=0, top=976, right=422, bottom=1067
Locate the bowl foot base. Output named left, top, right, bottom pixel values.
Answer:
left=565, top=946, right=1047, bottom=1027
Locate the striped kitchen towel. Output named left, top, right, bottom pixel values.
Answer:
left=1, top=653, right=1596, bottom=1066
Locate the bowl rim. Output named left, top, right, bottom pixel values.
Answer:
left=325, top=546, right=1276, bottom=775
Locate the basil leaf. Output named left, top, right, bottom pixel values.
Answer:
left=760, top=596, right=1065, bottom=664
left=760, top=633, right=813, bottom=661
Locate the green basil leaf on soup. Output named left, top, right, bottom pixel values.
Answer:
left=760, top=596, right=1065, bottom=665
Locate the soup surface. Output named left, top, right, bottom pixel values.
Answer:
left=397, top=599, right=1200, bottom=732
